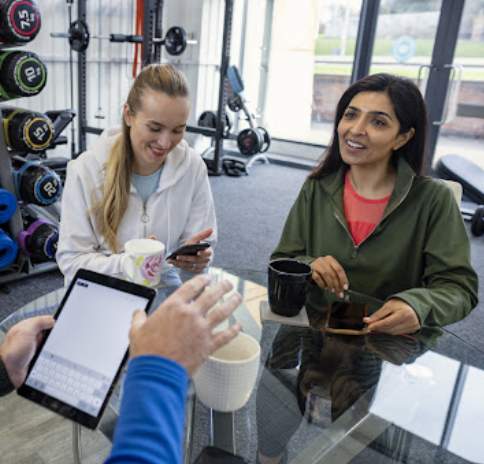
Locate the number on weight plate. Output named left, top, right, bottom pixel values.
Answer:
left=18, top=9, right=33, bottom=30
left=43, top=181, right=58, bottom=197
left=33, top=125, right=47, bottom=141
left=25, top=66, right=39, bottom=82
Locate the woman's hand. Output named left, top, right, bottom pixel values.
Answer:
left=310, top=256, right=349, bottom=298
left=168, top=228, right=214, bottom=273
left=363, top=299, right=421, bottom=335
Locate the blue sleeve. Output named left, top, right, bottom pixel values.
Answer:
left=105, top=355, right=189, bottom=464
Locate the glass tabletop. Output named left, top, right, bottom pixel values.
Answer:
left=185, top=270, right=484, bottom=464
left=2, top=268, right=484, bottom=464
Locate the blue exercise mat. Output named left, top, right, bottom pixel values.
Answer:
left=0, top=188, right=17, bottom=223
left=0, top=228, right=18, bottom=269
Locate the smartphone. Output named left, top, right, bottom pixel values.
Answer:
left=166, top=242, right=210, bottom=260
left=325, top=302, right=369, bottom=333
left=324, top=291, right=383, bottom=335
left=17, top=269, right=156, bottom=429
left=193, top=446, right=247, bottom=464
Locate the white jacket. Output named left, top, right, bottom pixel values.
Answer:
left=56, top=128, right=217, bottom=284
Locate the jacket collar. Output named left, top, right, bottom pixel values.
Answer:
left=319, top=156, right=416, bottom=217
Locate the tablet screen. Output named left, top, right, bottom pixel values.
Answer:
left=22, top=273, right=153, bottom=422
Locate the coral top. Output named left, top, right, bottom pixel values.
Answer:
left=343, top=171, right=391, bottom=246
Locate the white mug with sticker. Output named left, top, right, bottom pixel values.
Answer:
left=123, top=239, right=165, bottom=287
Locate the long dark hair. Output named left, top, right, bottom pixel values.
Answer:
left=310, top=73, right=428, bottom=179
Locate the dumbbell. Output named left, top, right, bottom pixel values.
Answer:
left=237, top=127, right=271, bottom=156
left=19, top=217, right=58, bottom=262
left=0, top=188, right=17, bottom=223
left=13, top=160, right=62, bottom=206
left=471, top=206, right=484, bottom=237
left=0, top=0, right=41, bottom=44
left=3, top=107, right=54, bottom=152
left=198, top=110, right=232, bottom=138
left=0, top=228, right=18, bottom=269
left=0, top=50, right=47, bottom=101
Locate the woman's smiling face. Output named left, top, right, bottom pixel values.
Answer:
left=337, top=91, right=414, bottom=170
left=124, top=88, right=190, bottom=175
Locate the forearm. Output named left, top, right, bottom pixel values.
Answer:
left=56, top=249, right=125, bottom=283
left=105, top=356, right=189, bottom=464
left=393, top=280, right=478, bottom=328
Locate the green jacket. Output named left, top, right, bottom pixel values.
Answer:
left=271, top=158, right=478, bottom=328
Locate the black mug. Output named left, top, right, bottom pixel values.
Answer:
left=268, top=258, right=312, bottom=317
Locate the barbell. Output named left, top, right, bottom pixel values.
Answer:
left=51, top=19, right=195, bottom=56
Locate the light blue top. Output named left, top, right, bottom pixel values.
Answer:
left=131, top=167, right=163, bottom=204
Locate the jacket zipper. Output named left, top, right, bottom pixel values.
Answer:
left=141, top=200, right=149, bottom=237
left=334, top=211, right=359, bottom=257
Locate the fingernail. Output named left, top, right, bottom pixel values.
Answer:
left=343, top=284, right=348, bottom=290
left=331, top=288, right=335, bottom=293
left=338, top=292, right=344, bottom=299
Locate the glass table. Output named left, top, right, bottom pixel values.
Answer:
left=1, top=267, right=484, bottom=464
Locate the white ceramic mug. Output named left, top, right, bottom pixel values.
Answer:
left=193, top=332, right=261, bottom=412
left=123, top=239, right=165, bottom=287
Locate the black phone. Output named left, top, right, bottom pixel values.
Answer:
left=17, top=269, right=156, bottom=429
left=324, top=291, right=383, bottom=335
left=193, top=446, right=247, bottom=464
left=166, top=242, right=210, bottom=260
left=326, top=301, right=369, bottom=332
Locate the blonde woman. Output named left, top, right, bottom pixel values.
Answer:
left=57, top=64, right=216, bottom=285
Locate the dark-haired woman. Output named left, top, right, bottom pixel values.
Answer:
left=272, top=73, right=478, bottom=334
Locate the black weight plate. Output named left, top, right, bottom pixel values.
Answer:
left=164, top=26, right=187, bottom=56
left=237, top=128, right=260, bottom=156
left=69, top=19, right=90, bottom=52
left=198, top=110, right=217, bottom=129
left=227, top=95, right=242, bottom=112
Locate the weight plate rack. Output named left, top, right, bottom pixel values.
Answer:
left=0, top=0, right=58, bottom=284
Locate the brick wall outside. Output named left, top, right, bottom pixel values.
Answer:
left=312, top=74, right=484, bottom=138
